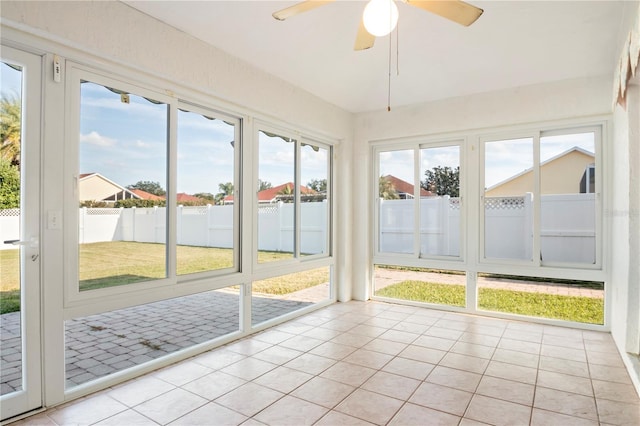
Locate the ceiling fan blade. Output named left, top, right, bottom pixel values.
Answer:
left=273, top=0, right=336, bottom=21
left=354, top=18, right=375, bottom=51
left=405, top=0, right=483, bottom=26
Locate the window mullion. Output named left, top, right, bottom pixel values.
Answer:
left=533, top=132, right=541, bottom=267
left=413, top=146, right=421, bottom=258
left=167, top=102, right=178, bottom=279
left=295, top=139, right=301, bottom=258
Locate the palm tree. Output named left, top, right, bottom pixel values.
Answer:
left=0, top=94, right=21, bottom=166
left=277, top=184, right=294, bottom=196
left=214, top=182, right=234, bottom=204
left=379, top=176, right=399, bottom=200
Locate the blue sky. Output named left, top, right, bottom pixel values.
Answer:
left=379, top=134, right=594, bottom=190
left=80, top=81, right=328, bottom=195
left=1, top=62, right=22, bottom=103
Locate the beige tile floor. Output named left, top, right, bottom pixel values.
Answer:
left=12, top=301, right=640, bottom=426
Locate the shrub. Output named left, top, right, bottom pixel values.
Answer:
left=0, top=158, right=19, bottom=209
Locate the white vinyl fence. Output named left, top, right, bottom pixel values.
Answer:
left=0, top=195, right=594, bottom=263
left=379, top=193, right=596, bottom=264
left=1, top=203, right=328, bottom=255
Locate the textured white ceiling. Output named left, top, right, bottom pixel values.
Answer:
left=125, top=1, right=630, bottom=113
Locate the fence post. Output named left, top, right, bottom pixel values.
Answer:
left=206, top=204, right=212, bottom=247
left=277, top=201, right=284, bottom=252
left=379, top=198, right=384, bottom=252
left=524, top=193, right=533, bottom=260
left=131, top=207, right=136, bottom=242
left=79, top=207, right=87, bottom=244
left=441, top=195, right=450, bottom=255
left=154, top=206, right=160, bottom=243
left=177, top=205, right=183, bottom=245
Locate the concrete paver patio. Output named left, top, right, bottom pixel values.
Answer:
left=1, top=285, right=328, bottom=393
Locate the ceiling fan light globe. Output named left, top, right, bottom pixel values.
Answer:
left=363, top=0, right=399, bottom=37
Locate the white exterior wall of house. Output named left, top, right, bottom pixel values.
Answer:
left=485, top=149, right=595, bottom=197
left=78, top=174, right=132, bottom=202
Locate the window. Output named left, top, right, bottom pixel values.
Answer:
left=256, top=129, right=331, bottom=262
left=78, top=81, right=169, bottom=291
left=540, top=130, right=597, bottom=265
left=372, top=124, right=604, bottom=325
left=483, top=137, right=534, bottom=261
left=481, top=128, right=600, bottom=266
left=257, top=130, right=296, bottom=263
left=420, top=145, right=461, bottom=257
left=378, top=149, right=415, bottom=254
left=253, top=127, right=333, bottom=325
left=176, top=107, right=239, bottom=275
left=376, top=143, right=463, bottom=259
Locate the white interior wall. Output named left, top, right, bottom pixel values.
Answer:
left=611, top=79, right=640, bottom=393
left=1, top=1, right=353, bottom=135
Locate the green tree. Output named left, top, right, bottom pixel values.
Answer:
left=127, top=180, right=166, bottom=196
left=422, top=166, right=460, bottom=197
left=258, top=179, right=272, bottom=191
left=379, top=176, right=399, bottom=200
left=0, top=94, right=21, bottom=166
left=193, top=192, right=215, bottom=202
left=0, top=157, right=20, bottom=208
left=277, top=184, right=294, bottom=196
left=214, top=182, right=234, bottom=204
left=307, top=178, right=327, bottom=192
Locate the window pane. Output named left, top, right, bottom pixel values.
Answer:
left=65, top=286, right=240, bottom=388
left=420, top=146, right=460, bottom=257
left=252, top=267, right=330, bottom=326
left=176, top=109, right=236, bottom=274
left=300, top=143, right=329, bottom=256
left=0, top=61, right=23, bottom=395
left=378, top=149, right=414, bottom=254
left=477, top=274, right=603, bottom=324
left=484, top=138, right=533, bottom=260
left=79, top=82, right=168, bottom=290
left=257, top=130, right=295, bottom=263
left=374, top=265, right=466, bottom=308
left=540, top=132, right=596, bottom=264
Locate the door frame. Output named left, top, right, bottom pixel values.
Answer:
left=0, top=45, right=43, bottom=421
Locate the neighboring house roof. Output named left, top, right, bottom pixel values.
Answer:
left=383, top=175, right=433, bottom=197
left=223, top=182, right=317, bottom=204
left=130, top=189, right=164, bottom=201
left=485, top=146, right=594, bottom=196
left=177, top=193, right=207, bottom=204
left=79, top=172, right=141, bottom=201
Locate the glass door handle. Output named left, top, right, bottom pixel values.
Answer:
left=4, top=237, right=39, bottom=248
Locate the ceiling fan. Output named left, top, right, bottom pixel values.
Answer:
left=273, top=0, right=483, bottom=51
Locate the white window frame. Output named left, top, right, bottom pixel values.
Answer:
left=63, top=64, right=244, bottom=315
left=253, top=122, right=334, bottom=275
left=372, top=138, right=467, bottom=267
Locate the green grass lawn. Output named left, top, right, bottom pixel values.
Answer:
left=1, top=242, right=328, bottom=313
left=253, top=267, right=329, bottom=294
left=376, top=280, right=604, bottom=324
left=0, top=249, right=20, bottom=315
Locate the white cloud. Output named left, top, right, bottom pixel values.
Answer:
left=135, top=140, right=151, bottom=148
left=80, top=131, right=116, bottom=147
